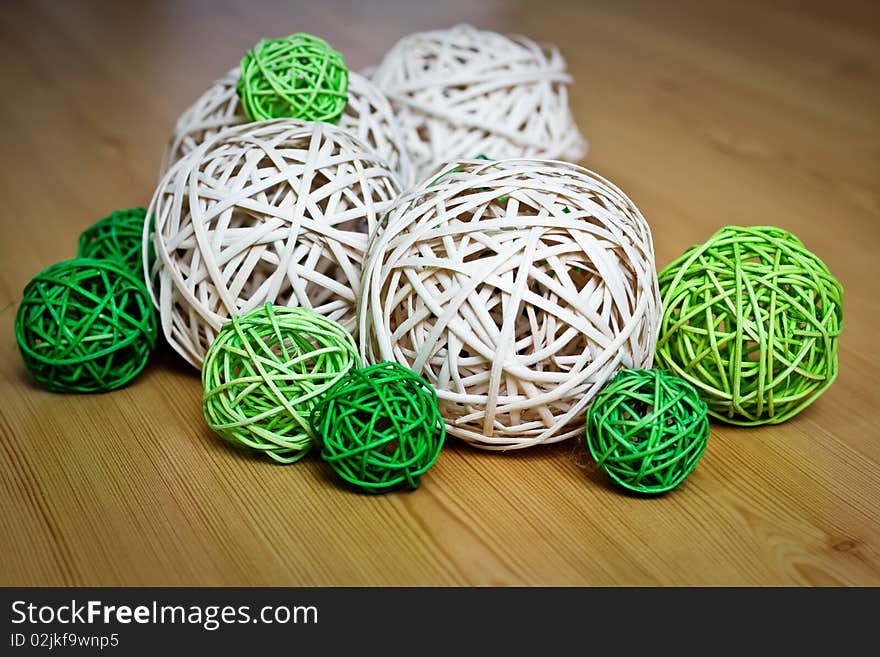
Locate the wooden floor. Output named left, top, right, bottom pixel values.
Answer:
left=1, top=0, right=878, bottom=586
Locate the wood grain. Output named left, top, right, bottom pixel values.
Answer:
left=1, top=0, right=878, bottom=586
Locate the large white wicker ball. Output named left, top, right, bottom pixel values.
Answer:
left=370, top=24, right=587, bottom=181
left=147, top=118, right=399, bottom=368
left=161, top=69, right=415, bottom=188
left=359, top=158, right=659, bottom=449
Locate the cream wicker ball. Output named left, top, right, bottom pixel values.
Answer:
left=161, top=69, right=415, bottom=188
left=147, top=118, right=399, bottom=368
left=370, top=24, right=587, bottom=181
left=358, top=158, right=660, bottom=449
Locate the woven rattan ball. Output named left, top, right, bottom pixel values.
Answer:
left=161, top=69, right=414, bottom=187
left=585, top=368, right=709, bottom=494
left=371, top=24, right=587, bottom=180
left=237, top=33, right=348, bottom=123
left=78, top=207, right=153, bottom=277
left=656, top=225, right=843, bottom=425
left=147, top=118, right=399, bottom=368
left=202, top=304, right=360, bottom=463
left=359, top=158, right=660, bottom=449
left=311, top=361, right=445, bottom=493
left=15, top=258, right=157, bottom=393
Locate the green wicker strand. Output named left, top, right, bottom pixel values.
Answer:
left=237, top=33, right=348, bottom=123
left=202, top=304, right=360, bottom=464
left=15, top=258, right=157, bottom=393
left=77, top=207, right=154, bottom=278
left=311, top=362, right=445, bottom=493
left=656, top=225, right=843, bottom=425
left=585, top=368, right=709, bottom=494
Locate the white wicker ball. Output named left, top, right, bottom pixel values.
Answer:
left=147, top=118, right=399, bottom=368
left=161, top=69, right=415, bottom=188
left=370, top=24, right=587, bottom=181
left=358, top=158, right=659, bottom=449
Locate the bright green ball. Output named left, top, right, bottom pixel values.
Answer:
left=586, top=368, right=709, bottom=494
left=77, top=207, right=153, bottom=278
left=237, top=33, right=348, bottom=123
left=202, top=304, right=360, bottom=464
left=311, top=362, right=446, bottom=493
left=656, top=225, right=843, bottom=425
left=15, top=258, right=157, bottom=393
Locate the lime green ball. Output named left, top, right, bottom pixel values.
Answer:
left=15, top=258, right=157, bottom=393
left=656, top=226, right=843, bottom=425
left=77, top=207, right=153, bottom=278
left=586, top=368, right=709, bottom=494
left=237, top=33, right=348, bottom=123
left=201, top=304, right=360, bottom=464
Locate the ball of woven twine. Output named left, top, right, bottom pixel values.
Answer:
left=656, top=225, right=843, bottom=425
left=371, top=24, right=587, bottom=180
left=78, top=207, right=153, bottom=277
left=202, top=303, right=360, bottom=463
left=161, top=69, right=414, bottom=187
left=237, top=33, right=348, bottom=124
left=359, top=158, right=660, bottom=449
left=147, top=118, right=399, bottom=368
left=15, top=258, right=157, bottom=393
left=312, top=361, right=445, bottom=493
left=585, top=368, right=709, bottom=494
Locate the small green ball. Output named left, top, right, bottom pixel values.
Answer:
left=585, top=368, right=709, bottom=494
left=656, top=225, right=843, bottom=425
left=202, top=304, right=360, bottom=464
left=237, top=33, right=348, bottom=123
left=311, top=362, right=445, bottom=493
left=15, top=258, right=157, bottom=393
left=77, top=207, right=154, bottom=277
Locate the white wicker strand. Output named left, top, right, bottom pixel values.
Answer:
left=358, top=158, right=659, bottom=449
left=147, top=119, right=400, bottom=368
left=371, top=25, right=587, bottom=181
left=161, top=69, right=415, bottom=188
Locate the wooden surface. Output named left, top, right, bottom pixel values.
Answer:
left=1, top=0, right=878, bottom=586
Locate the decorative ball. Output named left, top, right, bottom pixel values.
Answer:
left=359, top=158, right=660, bottom=449
left=585, top=368, right=709, bottom=494
left=237, top=33, right=348, bottom=123
left=656, top=225, right=843, bottom=425
left=15, top=258, right=157, bottom=393
left=202, top=304, right=360, bottom=464
left=371, top=24, right=587, bottom=180
left=78, top=207, right=153, bottom=276
left=147, top=118, right=399, bottom=367
left=311, top=361, right=445, bottom=493
left=161, top=69, right=413, bottom=187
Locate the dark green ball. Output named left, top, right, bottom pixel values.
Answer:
left=77, top=207, right=153, bottom=277
left=311, top=362, right=445, bottom=493
left=15, top=258, right=157, bottom=393
left=585, top=368, right=709, bottom=494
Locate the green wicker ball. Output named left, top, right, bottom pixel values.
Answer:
left=656, top=225, right=843, bottom=425
left=15, top=258, right=157, bottom=393
left=77, top=207, right=153, bottom=277
left=311, top=362, right=445, bottom=493
left=202, top=304, right=360, bottom=464
left=585, top=368, right=709, bottom=494
left=237, top=33, right=348, bottom=123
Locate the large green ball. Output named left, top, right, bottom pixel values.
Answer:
left=656, top=225, right=842, bottom=425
